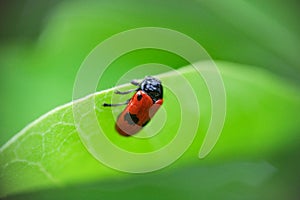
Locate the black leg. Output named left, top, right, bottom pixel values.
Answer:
left=103, top=79, right=139, bottom=107
left=102, top=99, right=130, bottom=107
left=114, top=88, right=137, bottom=95
left=130, top=80, right=140, bottom=86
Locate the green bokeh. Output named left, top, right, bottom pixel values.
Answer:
left=1, top=0, right=300, bottom=199
left=1, top=0, right=300, bottom=144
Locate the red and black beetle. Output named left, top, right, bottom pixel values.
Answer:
left=103, top=76, right=163, bottom=136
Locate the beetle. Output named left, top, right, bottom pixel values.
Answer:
left=103, top=76, right=163, bottom=136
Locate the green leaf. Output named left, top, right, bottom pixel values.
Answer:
left=1, top=61, right=300, bottom=198
left=2, top=0, right=300, bottom=146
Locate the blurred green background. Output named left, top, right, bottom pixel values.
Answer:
left=0, top=0, right=300, bottom=199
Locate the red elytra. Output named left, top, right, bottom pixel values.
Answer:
left=116, top=91, right=163, bottom=136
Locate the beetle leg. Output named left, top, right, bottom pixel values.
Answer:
left=130, top=80, right=140, bottom=86
left=102, top=99, right=130, bottom=107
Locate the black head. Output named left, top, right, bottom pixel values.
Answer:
left=140, top=76, right=163, bottom=102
